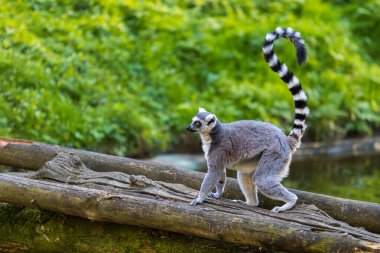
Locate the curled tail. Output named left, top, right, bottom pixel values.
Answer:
left=262, top=27, right=309, bottom=152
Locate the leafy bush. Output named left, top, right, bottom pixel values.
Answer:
left=0, top=0, right=379, bottom=156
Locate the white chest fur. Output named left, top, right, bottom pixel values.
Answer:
left=200, top=133, right=212, bottom=158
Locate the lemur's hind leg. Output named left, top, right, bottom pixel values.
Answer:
left=208, top=168, right=226, bottom=199
left=235, top=171, right=258, bottom=206
left=253, top=152, right=297, bottom=213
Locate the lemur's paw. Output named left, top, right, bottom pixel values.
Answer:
left=271, top=201, right=296, bottom=213
left=233, top=199, right=258, bottom=206
left=246, top=201, right=259, bottom=207
left=207, top=192, right=222, bottom=199
left=271, top=205, right=292, bottom=213
left=271, top=206, right=282, bottom=213
left=190, top=198, right=203, bottom=206
left=232, top=199, right=245, bottom=204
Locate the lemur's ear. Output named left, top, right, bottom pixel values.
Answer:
left=205, top=114, right=216, bottom=125
left=198, top=108, right=207, bottom=113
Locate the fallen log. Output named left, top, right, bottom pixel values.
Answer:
left=0, top=137, right=380, bottom=235
left=0, top=203, right=254, bottom=253
left=1, top=152, right=380, bottom=253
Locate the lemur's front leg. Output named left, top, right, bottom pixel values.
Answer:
left=208, top=168, right=226, bottom=199
left=190, top=161, right=223, bottom=206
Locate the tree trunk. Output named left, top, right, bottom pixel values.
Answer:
left=0, top=203, right=255, bottom=253
left=0, top=137, right=379, bottom=235
left=0, top=152, right=380, bottom=253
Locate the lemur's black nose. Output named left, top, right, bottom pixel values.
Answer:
left=186, top=125, right=196, bottom=132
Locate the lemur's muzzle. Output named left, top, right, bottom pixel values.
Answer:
left=186, top=125, right=197, bottom=132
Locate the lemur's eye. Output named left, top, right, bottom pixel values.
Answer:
left=194, top=121, right=201, bottom=127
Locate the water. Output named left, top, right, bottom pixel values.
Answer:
left=285, top=154, right=380, bottom=203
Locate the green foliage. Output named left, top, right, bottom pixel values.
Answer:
left=0, top=0, right=379, bottom=156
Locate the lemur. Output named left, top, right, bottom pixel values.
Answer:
left=186, top=27, right=309, bottom=213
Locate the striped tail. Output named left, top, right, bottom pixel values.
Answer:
left=262, top=27, right=309, bottom=152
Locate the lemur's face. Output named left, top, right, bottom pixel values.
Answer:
left=187, top=108, right=217, bottom=134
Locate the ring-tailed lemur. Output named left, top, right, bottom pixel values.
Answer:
left=186, top=27, right=309, bottom=213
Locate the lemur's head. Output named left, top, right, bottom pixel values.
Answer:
left=187, top=108, right=218, bottom=134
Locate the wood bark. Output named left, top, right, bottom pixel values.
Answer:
left=1, top=152, right=380, bottom=253
left=0, top=203, right=255, bottom=253
left=0, top=137, right=380, bottom=235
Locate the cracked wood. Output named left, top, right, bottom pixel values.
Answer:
left=0, top=152, right=379, bottom=252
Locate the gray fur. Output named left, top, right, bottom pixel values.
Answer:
left=188, top=116, right=296, bottom=212
left=187, top=27, right=308, bottom=213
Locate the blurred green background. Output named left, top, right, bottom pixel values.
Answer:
left=0, top=0, right=379, bottom=157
